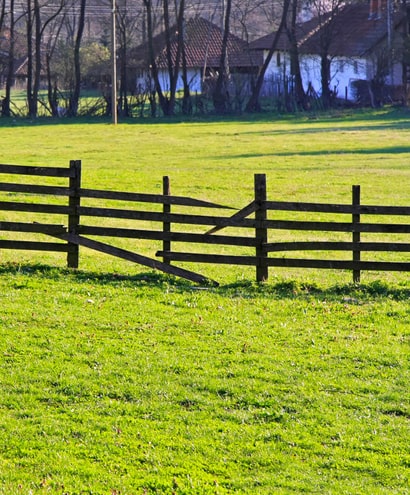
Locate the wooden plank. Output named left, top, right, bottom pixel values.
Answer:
left=78, top=225, right=257, bottom=246
left=78, top=209, right=410, bottom=234
left=355, top=223, right=410, bottom=234
left=0, top=221, right=66, bottom=234
left=0, top=182, right=71, bottom=196
left=265, top=200, right=354, bottom=214
left=156, top=251, right=257, bottom=266
left=80, top=187, right=234, bottom=209
left=0, top=164, right=72, bottom=177
left=358, top=205, right=410, bottom=215
left=0, top=201, right=71, bottom=214
left=50, top=232, right=218, bottom=286
left=205, top=201, right=256, bottom=235
left=0, top=240, right=68, bottom=251
left=262, top=219, right=410, bottom=234
left=78, top=206, right=257, bottom=228
left=265, top=200, right=410, bottom=216
left=157, top=252, right=410, bottom=272
left=265, top=241, right=410, bottom=252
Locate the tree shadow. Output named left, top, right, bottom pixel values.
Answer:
left=220, top=279, right=410, bottom=301
left=0, top=106, right=409, bottom=129
left=0, top=261, right=184, bottom=287
left=1, top=261, right=409, bottom=301
left=208, top=145, right=410, bottom=161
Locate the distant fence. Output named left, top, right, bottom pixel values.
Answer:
left=1, top=160, right=410, bottom=285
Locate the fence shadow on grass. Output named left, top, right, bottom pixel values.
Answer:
left=1, top=262, right=409, bottom=301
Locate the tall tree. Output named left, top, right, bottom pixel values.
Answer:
left=1, top=0, right=15, bottom=117
left=245, top=0, right=291, bottom=112
left=213, top=0, right=232, bottom=113
left=44, top=6, right=66, bottom=116
left=307, top=0, right=346, bottom=109
left=142, top=0, right=185, bottom=116
left=402, top=0, right=410, bottom=104
left=0, top=0, right=5, bottom=31
left=23, top=0, right=68, bottom=117
left=68, top=0, right=86, bottom=116
left=286, top=0, right=306, bottom=109
left=176, top=0, right=192, bottom=115
left=117, top=0, right=136, bottom=116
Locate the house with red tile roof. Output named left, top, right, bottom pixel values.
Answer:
left=250, top=0, right=408, bottom=103
left=130, top=16, right=262, bottom=95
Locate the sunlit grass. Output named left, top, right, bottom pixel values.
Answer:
left=0, top=109, right=409, bottom=494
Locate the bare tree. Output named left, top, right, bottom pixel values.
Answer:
left=44, top=5, right=66, bottom=116
left=19, top=0, right=69, bottom=117
left=142, top=0, right=185, bottom=116
left=401, top=0, right=410, bottom=104
left=245, top=0, right=291, bottom=112
left=231, top=0, right=276, bottom=42
left=112, top=0, right=144, bottom=116
left=306, top=0, right=346, bottom=108
left=285, top=0, right=306, bottom=109
left=0, top=0, right=6, bottom=30
left=67, top=0, right=86, bottom=116
left=212, top=0, right=232, bottom=113
left=1, top=0, right=16, bottom=117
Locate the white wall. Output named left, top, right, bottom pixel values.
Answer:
left=136, top=68, right=203, bottom=94
left=263, top=50, right=378, bottom=101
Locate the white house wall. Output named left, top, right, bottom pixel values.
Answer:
left=264, top=50, right=371, bottom=101
left=136, top=68, right=203, bottom=94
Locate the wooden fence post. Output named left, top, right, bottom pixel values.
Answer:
left=352, top=185, right=361, bottom=283
left=67, top=160, right=81, bottom=268
left=255, top=174, right=268, bottom=282
left=163, top=176, right=171, bottom=265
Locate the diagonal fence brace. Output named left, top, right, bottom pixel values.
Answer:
left=49, top=232, right=218, bottom=286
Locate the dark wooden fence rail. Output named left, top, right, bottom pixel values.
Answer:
left=1, top=160, right=410, bottom=285
left=0, top=160, right=80, bottom=266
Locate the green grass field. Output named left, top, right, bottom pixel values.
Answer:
left=0, top=109, right=409, bottom=494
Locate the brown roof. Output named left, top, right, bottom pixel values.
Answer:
left=132, top=16, right=262, bottom=70
left=302, top=2, right=405, bottom=57
left=249, top=15, right=322, bottom=52
left=250, top=1, right=405, bottom=58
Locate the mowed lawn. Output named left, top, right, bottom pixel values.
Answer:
left=0, top=109, right=409, bottom=494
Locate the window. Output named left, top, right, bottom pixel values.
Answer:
left=276, top=52, right=281, bottom=67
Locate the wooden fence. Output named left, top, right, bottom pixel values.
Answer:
left=1, top=160, right=410, bottom=285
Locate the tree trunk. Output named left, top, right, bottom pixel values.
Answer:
left=143, top=0, right=185, bottom=116
left=143, top=0, right=170, bottom=115
left=118, top=17, right=129, bottom=117
left=26, top=0, right=36, bottom=117
left=46, top=17, right=64, bottom=117
left=213, top=0, right=232, bottom=113
left=33, top=0, right=42, bottom=116
left=162, top=0, right=176, bottom=115
left=1, top=0, right=15, bottom=117
left=320, top=53, right=331, bottom=109
left=245, top=0, right=291, bottom=113
left=287, top=0, right=306, bottom=109
left=177, top=0, right=191, bottom=115
left=68, top=0, right=87, bottom=117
